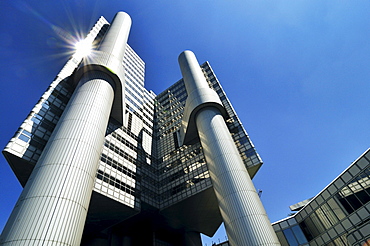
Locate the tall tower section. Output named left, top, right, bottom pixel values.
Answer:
left=1, top=12, right=133, bottom=246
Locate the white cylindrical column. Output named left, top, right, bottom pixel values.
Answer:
left=178, top=50, right=280, bottom=246
left=178, top=51, right=210, bottom=95
left=0, top=72, right=115, bottom=246
left=196, top=108, right=280, bottom=246
left=98, top=12, right=131, bottom=60
left=0, top=12, right=131, bottom=246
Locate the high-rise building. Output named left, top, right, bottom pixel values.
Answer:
left=1, top=12, right=280, bottom=246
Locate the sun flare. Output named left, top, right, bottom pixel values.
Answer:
left=74, top=39, right=92, bottom=57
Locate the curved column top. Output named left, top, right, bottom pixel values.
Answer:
left=99, top=11, right=131, bottom=61
left=178, top=50, right=211, bottom=94
left=74, top=12, right=132, bottom=125
left=178, top=50, right=227, bottom=145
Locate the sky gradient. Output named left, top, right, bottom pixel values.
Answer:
left=1, top=1, right=370, bottom=245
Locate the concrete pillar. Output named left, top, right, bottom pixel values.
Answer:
left=0, top=12, right=131, bottom=246
left=178, top=50, right=280, bottom=246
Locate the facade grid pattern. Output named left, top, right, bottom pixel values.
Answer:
left=272, top=149, right=370, bottom=246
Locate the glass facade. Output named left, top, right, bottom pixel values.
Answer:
left=151, top=62, right=262, bottom=209
left=93, top=44, right=153, bottom=210
left=272, top=149, right=370, bottom=246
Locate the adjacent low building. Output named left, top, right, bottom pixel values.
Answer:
left=272, top=149, right=370, bottom=246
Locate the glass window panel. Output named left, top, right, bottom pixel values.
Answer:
left=346, top=233, right=356, bottom=245
left=359, top=223, right=370, bottom=237
left=309, top=241, right=317, bottom=246
left=310, top=212, right=326, bottom=234
left=346, top=192, right=363, bottom=211
left=19, top=134, right=30, bottom=143
left=353, top=231, right=362, bottom=241
left=334, top=236, right=347, bottom=246
left=349, top=164, right=361, bottom=176
left=280, top=221, right=289, bottom=229
left=305, top=205, right=313, bottom=214
left=334, top=223, right=345, bottom=235
left=356, top=188, right=370, bottom=205
left=291, top=225, right=308, bottom=244
left=322, top=233, right=330, bottom=244
left=349, top=213, right=361, bottom=226
left=341, top=218, right=353, bottom=230
left=287, top=218, right=297, bottom=226
left=295, top=213, right=302, bottom=223
left=363, top=167, right=370, bottom=178
left=300, top=209, right=308, bottom=218
left=322, top=190, right=330, bottom=199
left=337, top=194, right=355, bottom=214
left=327, top=228, right=337, bottom=239
left=299, top=222, right=314, bottom=241
left=334, top=178, right=344, bottom=189
left=276, top=231, right=289, bottom=246
left=342, top=172, right=352, bottom=182
left=321, top=202, right=339, bottom=225
left=283, top=228, right=298, bottom=246
left=357, top=158, right=369, bottom=169
left=22, top=130, right=32, bottom=137
left=31, top=116, right=41, bottom=124
left=328, top=185, right=338, bottom=195
left=315, top=207, right=332, bottom=229
left=327, top=198, right=346, bottom=220
left=357, top=207, right=369, bottom=221
left=302, top=217, right=320, bottom=239
left=314, top=236, right=324, bottom=246
left=316, top=195, right=324, bottom=205
left=311, top=200, right=318, bottom=210
left=358, top=176, right=370, bottom=192
left=23, top=151, right=33, bottom=158
left=273, top=224, right=281, bottom=231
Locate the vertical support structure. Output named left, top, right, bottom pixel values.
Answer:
left=0, top=12, right=131, bottom=246
left=178, top=50, right=280, bottom=246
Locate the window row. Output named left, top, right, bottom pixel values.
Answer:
left=96, top=170, right=137, bottom=196
left=104, top=140, right=142, bottom=166
left=100, top=153, right=138, bottom=180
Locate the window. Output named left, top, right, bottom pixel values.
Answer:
left=18, top=129, right=32, bottom=143
left=283, top=228, right=298, bottom=246
left=291, top=225, right=308, bottom=245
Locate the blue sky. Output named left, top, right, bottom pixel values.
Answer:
left=1, top=1, right=370, bottom=245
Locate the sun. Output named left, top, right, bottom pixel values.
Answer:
left=74, top=39, right=92, bottom=57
